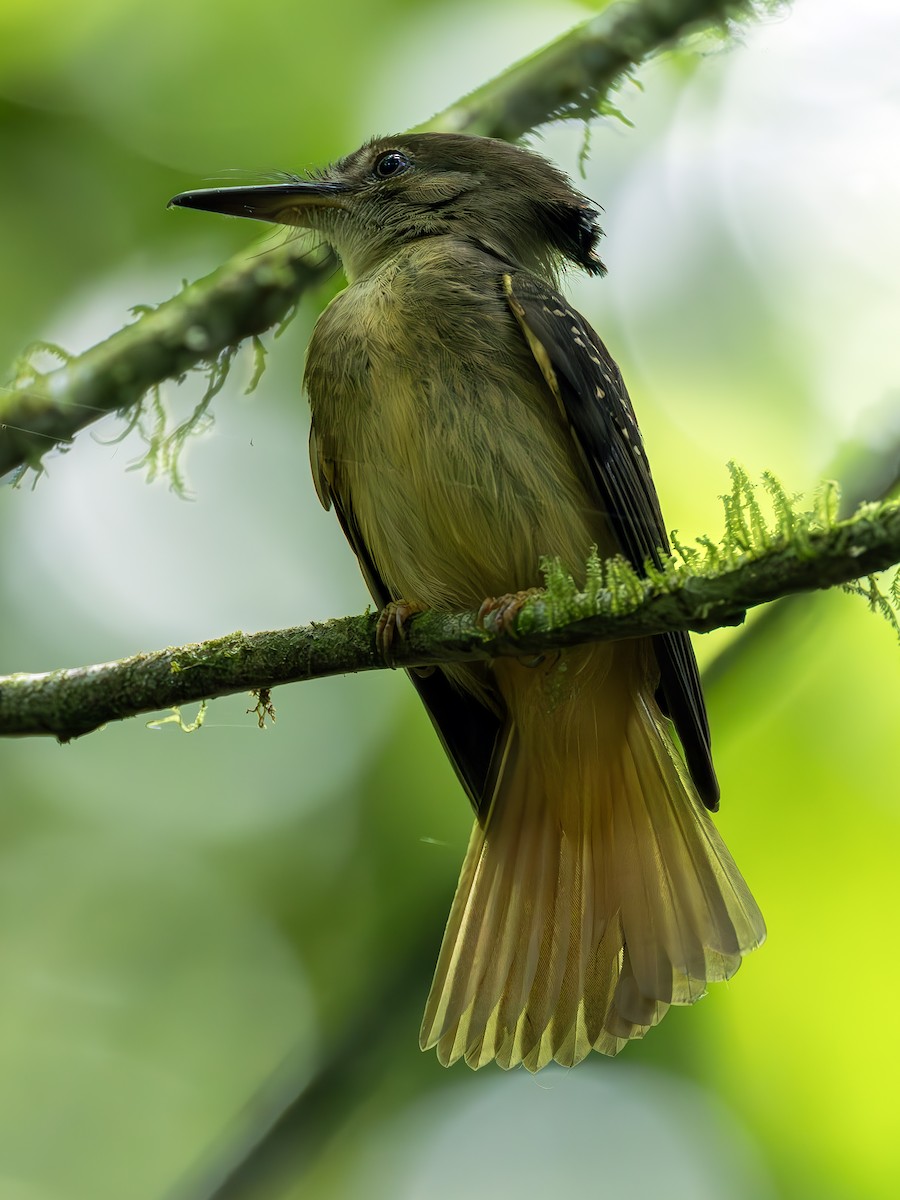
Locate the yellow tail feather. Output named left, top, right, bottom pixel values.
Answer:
left=420, top=653, right=765, bottom=1071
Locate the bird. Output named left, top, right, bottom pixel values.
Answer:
left=169, top=133, right=765, bottom=1071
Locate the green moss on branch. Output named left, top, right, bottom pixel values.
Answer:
left=2, top=487, right=897, bottom=741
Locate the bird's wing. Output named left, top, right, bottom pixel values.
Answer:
left=503, top=271, right=719, bottom=810
left=310, top=420, right=507, bottom=818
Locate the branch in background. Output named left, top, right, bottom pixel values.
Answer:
left=0, top=0, right=751, bottom=481
left=165, top=924, right=441, bottom=1200
left=428, top=0, right=751, bottom=138
left=0, top=247, right=329, bottom=481
left=3, top=486, right=897, bottom=741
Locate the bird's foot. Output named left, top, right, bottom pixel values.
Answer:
left=477, top=588, right=541, bottom=636
left=376, top=598, right=426, bottom=666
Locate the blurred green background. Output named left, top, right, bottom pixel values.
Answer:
left=1, top=0, right=898, bottom=1197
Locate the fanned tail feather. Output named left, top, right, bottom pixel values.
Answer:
left=420, top=656, right=765, bottom=1071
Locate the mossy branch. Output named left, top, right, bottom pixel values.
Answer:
left=0, top=249, right=326, bottom=483
left=2, top=474, right=897, bottom=741
left=427, top=0, right=754, bottom=139
left=0, top=0, right=753, bottom=481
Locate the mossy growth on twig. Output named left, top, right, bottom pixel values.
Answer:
left=522, top=463, right=900, bottom=640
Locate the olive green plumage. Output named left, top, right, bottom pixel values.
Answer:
left=170, top=134, right=764, bottom=1069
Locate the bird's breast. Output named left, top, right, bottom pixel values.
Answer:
left=306, top=251, right=607, bottom=610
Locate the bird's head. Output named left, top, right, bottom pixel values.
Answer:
left=169, top=133, right=606, bottom=282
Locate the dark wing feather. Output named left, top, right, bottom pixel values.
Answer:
left=310, top=423, right=506, bottom=818
left=504, top=272, right=719, bottom=810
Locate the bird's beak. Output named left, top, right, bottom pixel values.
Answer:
left=167, top=180, right=349, bottom=225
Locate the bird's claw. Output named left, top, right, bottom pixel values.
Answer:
left=376, top=598, right=426, bottom=666
left=476, top=588, right=541, bottom=636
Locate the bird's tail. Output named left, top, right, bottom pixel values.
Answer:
left=419, top=655, right=765, bottom=1071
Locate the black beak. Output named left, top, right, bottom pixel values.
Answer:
left=167, top=180, right=348, bottom=224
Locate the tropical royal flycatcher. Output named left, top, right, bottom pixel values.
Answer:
left=170, top=134, right=765, bottom=1071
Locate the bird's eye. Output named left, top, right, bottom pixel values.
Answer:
left=374, top=151, right=411, bottom=179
